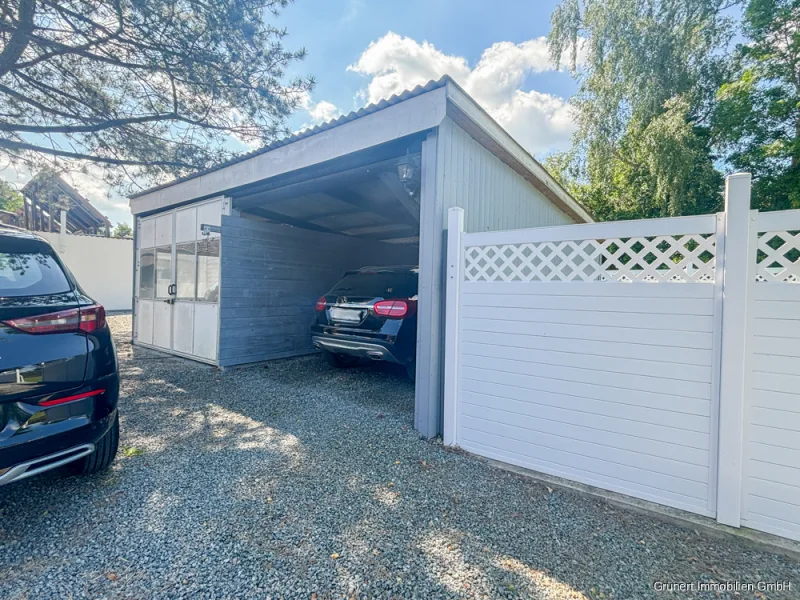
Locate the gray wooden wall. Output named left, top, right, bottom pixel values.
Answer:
left=219, top=215, right=418, bottom=367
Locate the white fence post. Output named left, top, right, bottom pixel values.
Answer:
left=716, top=172, right=754, bottom=527
left=443, top=207, right=464, bottom=446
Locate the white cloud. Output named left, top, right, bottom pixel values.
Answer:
left=347, top=32, right=584, bottom=156
left=308, top=100, right=340, bottom=124
left=297, top=91, right=342, bottom=130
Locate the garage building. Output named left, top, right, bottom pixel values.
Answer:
left=128, top=76, right=592, bottom=437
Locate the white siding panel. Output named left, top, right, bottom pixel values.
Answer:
left=460, top=438, right=711, bottom=515
left=461, top=329, right=714, bottom=366
left=461, top=353, right=711, bottom=400
left=456, top=280, right=718, bottom=516
left=436, top=118, right=573, bottom=232
left=750, top=424, right=800, bottom=450
left=461, top=305, right=715, bottom=333
left=743, top=282, right=800, bottom=541
left=460, top=404, right=709, bottom=466
left=461, top=381, right=710, bottom=449
left=461, top=340, right=712, bottom=383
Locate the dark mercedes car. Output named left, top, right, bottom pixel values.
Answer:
left=0, top=226, right=119, bottom=486
left=311, top=266, right=418, bottom=379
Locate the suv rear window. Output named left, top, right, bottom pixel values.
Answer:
left=329, top=270, right=418, bottom=298
left=0, top=251, right=71, bottom=297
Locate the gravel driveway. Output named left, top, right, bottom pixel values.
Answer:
left=0, top=315, right=798, bottom=599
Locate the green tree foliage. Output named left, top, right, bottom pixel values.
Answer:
left=112, top=222, right=133, bottom=238
left=712, top=0, right=800, bottom=210
left=0, top=1, right=313, bottom=192
left=0, top=179, right=23, bottom=213
left=548, top=0, right=738, bottom=220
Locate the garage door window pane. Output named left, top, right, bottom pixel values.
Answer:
left=196, top=238, right=220, bottom=302
left=155, top=246, right=172, bottom=298
left=176, top=242, right=196, bottom=299
left=139, top=249, right=155, bottom=299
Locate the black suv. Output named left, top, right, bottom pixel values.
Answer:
left=0, top=227, right=119, bottom=485
left=311, top=266, right=418, bottom=379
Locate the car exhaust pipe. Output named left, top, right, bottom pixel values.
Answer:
left=366, top=351, right=383, bottom=360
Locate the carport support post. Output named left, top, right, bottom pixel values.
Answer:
left=715, top=172, right=753, bottom=528
left=414, top=130, right=442, bottom=438
left=443, top=207, right=464, bottom=446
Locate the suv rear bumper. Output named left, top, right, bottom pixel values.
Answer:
left=0, top=371, right=119, bottom=472
left=0, top=443, right=95, bottom=486
left=312, top=335, right=402, bottom=364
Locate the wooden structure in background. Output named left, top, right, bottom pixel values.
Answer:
left=21, top=172, right=111, bottom=235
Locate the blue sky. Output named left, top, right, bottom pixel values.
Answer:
left=278, top=0, right=579, bottom=123
left=2, top=0, right=583, bottom=226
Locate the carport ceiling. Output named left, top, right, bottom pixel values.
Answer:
left=231, top=154, right=421, bottom=245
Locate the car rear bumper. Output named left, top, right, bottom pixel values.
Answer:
left=0, top=443, right=95, bottom=486
left=312, top=335, right=402, bottom=364
left=0, top=371, right=119, bottom=473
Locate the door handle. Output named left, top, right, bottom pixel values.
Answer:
left=168, top=283, right=176, bottom=295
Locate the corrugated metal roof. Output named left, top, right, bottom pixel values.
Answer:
left=129, top=77, right=451, bottom=199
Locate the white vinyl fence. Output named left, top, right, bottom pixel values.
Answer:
left=443, top=173, right=800, bottom=541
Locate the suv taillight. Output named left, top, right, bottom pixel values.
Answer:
left=3, top=304, right=106, bottom=334
left=315, top=296, right=327, bottom=312
left=374, top=300, right=414, bottom=318
left=79, top=304, right=106, bottom=332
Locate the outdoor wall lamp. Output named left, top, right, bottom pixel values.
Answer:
left=396, top=150, right=419, bottom=197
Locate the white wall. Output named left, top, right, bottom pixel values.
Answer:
left=39, top=232, right=133, bottom=311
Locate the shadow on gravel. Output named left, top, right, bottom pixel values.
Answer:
left=1, top=315, right=798, bottom=599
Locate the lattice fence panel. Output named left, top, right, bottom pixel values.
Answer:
left=756, top=231, right=800, bottom=283
left=464, top=234, right=716, bottom=283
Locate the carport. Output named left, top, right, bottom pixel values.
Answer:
left=128, top=76, right=592, bottom=437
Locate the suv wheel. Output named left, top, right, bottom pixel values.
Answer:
left=323, top=350, right=360, bottom=368
left=71, top=415, right=119, bottom=475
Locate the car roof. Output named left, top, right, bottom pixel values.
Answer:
left=0, top=224, right=44, bottom=240
left=0, top=225, right=55, bottom=250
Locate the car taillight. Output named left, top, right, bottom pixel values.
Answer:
left=79, top=304, right=106, bottom=332
left=39, top=389, right=105, bottom=407
left=3, top=304, right=106, bottom=334
left=315, top=296, right=327, bottom=312
left=374, top=300, right=413, bottom=318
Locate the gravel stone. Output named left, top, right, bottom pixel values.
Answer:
left=0, top=314, right=798, bottom=599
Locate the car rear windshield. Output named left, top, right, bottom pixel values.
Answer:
left=329, top=270, right=418, bottom=298
left=0, top=251, right=71, bottom=297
